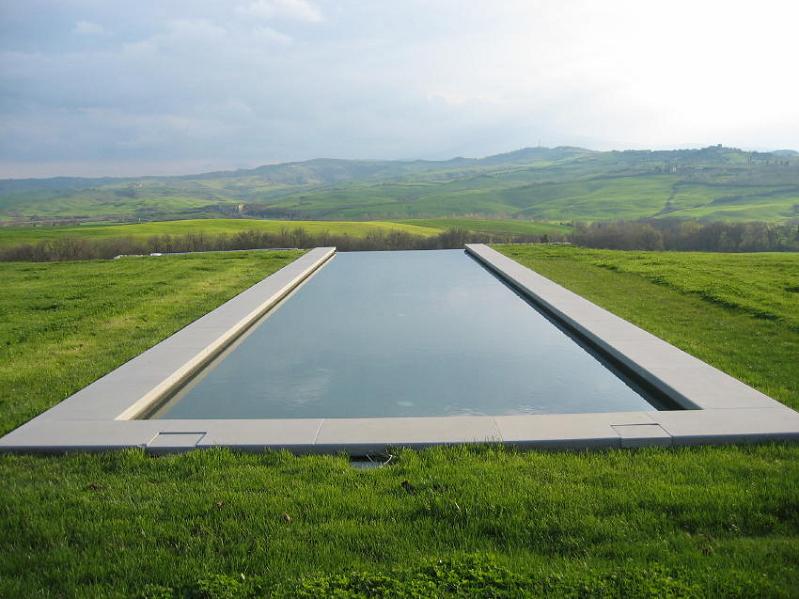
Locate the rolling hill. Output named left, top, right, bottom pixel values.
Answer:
left=1, top=145, right=798, bottom=225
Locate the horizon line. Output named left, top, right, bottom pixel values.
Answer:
left=1, top=143, right=797, bottom=182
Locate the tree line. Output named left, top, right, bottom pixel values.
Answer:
left=0, top=227, right=528, bottom=262
left=570, top=220, right=799, bottom=252
left=1, top=220, right=797, bottom=262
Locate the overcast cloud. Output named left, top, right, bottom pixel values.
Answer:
left=1, top=0, right=798, bottom=177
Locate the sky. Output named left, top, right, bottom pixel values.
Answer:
left=1, top=0, right=798, bottom=178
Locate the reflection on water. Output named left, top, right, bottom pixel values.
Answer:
left=155, top=250, right=658, bottom=419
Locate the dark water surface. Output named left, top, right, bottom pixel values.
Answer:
left=154, top=250, right=658, bottom=419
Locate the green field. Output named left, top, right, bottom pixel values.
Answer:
left=3, top=146, right=799, bottom=224
left=256, top=172, right=799, bottom=222
left=1, top=247, right=798, bottom=596
left=0, top=218, right=441, bottom=248
left=396, top=218, right=571, bottom=237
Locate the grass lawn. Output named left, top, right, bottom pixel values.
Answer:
left=0, top=218, right=440, bottom=248
left=1, top=247, right=798, bottom=597
left=0, top=251, right=304, bottom=436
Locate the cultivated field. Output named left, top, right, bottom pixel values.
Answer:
left=0, top=218, right=440, bottom=248
left=1, top=247, right=798, bottom=596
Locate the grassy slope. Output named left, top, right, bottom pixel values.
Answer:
left=254, top=165, right=799, bottom=221
left=3, top=149, right=799, bottom=224
left=0, top=218, right=440, bottom=248
left=0, top=248, right=798, bottom=596
left=260, top=175, right=682, bottom=221
left=0, top=189, right=222, bottom=221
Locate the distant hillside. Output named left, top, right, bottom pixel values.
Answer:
left=1, top=146, right=798, bottom=224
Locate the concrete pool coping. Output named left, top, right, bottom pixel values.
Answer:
left=1, top=244, right=798, bottom=454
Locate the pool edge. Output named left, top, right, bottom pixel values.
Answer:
left=464, top=243, right=782, bottom=412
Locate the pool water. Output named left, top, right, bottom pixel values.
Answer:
left=153, top=250, right=662, bottom=419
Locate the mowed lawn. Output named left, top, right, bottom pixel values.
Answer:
left=0, top=247, right=798, bottom=597
left=0, top=218, right=441, bottom=248
left=0, top=251, right=304, bottom=435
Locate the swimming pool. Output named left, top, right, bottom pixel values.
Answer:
left=3, top=245, right=795, bottom=454
left=152, top=250, right=668, bottom=419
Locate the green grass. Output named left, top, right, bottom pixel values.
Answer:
left=394, top=217, right=571, bottom=237
left=0, top=218, right=440, bottom=248
left=568, top=250, right=799, bottom=329
left=0, top=251, right=304, bottom=434
left=1, top=247, right=798, bottom=596
left=3, top=445, right=797, bottom=597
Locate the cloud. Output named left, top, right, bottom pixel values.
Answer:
left=253, top=25, right=293, bottom=45
left=72, top=20, right=106, bottom=35
left=1, top=0, right=798, bottom=177
left=237, top=0, right=323, bottom=23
